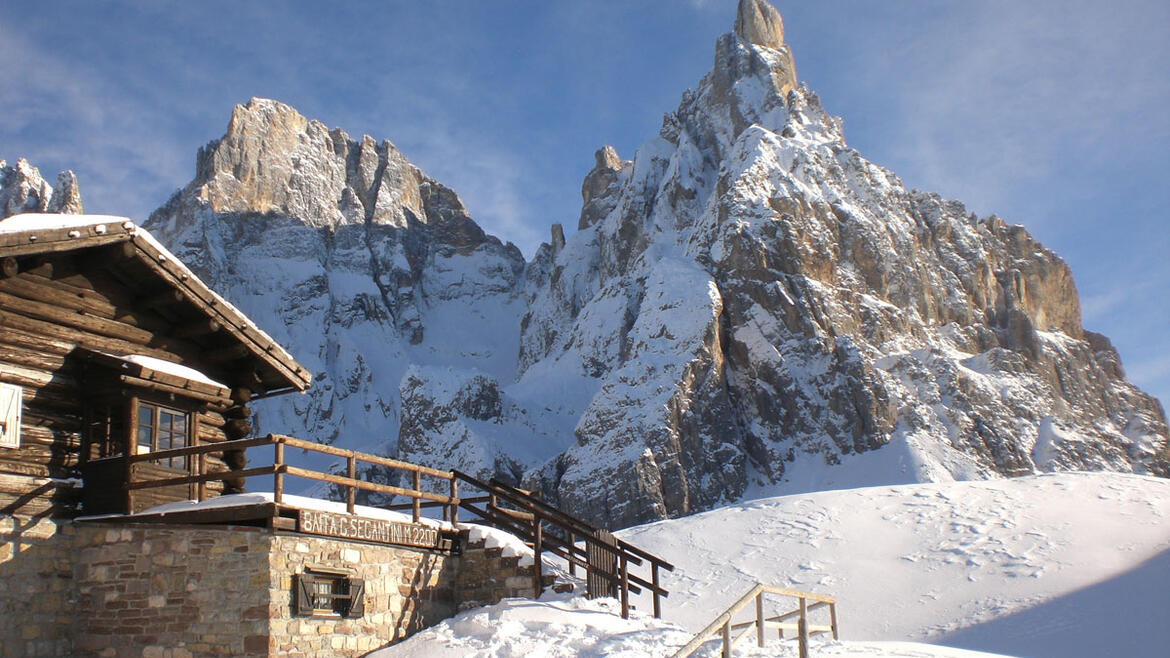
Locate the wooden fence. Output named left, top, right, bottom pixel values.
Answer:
left=123, top=434, right=675, bottom=620
left=122, top=433, right=458, bottom=523
left=671, top=584, right=838, bottom=658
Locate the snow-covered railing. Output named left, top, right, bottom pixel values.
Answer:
left=124, top=433, right=459, bottom=523
left=451, top=469, right=675, bottom=620
left=671, top=584, right=838, bottom=658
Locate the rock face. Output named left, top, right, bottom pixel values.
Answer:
left=145, top=98, right=526, bottom=480
left=136, top=2, right=1165, bottom=527
left=0, top=159, right=83, bottom=218
left=507, top=0, right=1167, bottom=526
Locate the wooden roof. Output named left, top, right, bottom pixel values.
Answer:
left=0, top=214, right=312, bottom=395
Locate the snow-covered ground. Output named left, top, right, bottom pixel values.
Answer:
left=376, top=472, right=1170, bottom=657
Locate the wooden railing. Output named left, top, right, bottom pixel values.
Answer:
left=124, top=433, right=459, bottom=523
left=671, top=584, right=838, bottom=658
left=450, top=470, right=674, bottom=619
left=125, top=436, right=675, bottom=619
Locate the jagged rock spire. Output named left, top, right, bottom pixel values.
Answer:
left=0, top=158, right=82, bottom=219
left=49, top=170, right=83, bottom=214
left=734, top=0, right=786, bottom=50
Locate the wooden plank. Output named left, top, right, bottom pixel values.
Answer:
left=273, top=434, right=454, bottom=480
left=125, top=464, right=277, bottom=490
left=0, top=309, right=182, bottom=363
left=0, top=231, right=130, bottom=258
left=0, top=290, right=155, bottom=344
left=0, top=275, right=118, bottom=318
left=0, top=322, right=76, bottom=356
left=587, top=529, right=619, bottom=600
left=119, top=374, right=231, bottom=406
left=759, top=585, right=836, bottom=605
left=0, top=342, right=69, bottom=374
left=124, top=435, right=273, bottom=463
left=0, top=458, right=50, bottom=477
left=282, top=465, right=452, bottom=504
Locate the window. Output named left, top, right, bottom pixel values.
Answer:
left=136, top=401, right=189, bottom=469
left=295, top=571, right=365, bottom=618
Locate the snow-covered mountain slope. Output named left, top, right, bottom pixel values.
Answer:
left=125, top=0, right=1166, bottom=520
left=142, top=98, right=531, bottom=485
left=509, top=0, right=1168, bottom=526
left=375, top=472, right=1170, bottom=658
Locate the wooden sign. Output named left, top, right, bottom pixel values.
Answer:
left=297, top=509, right=450, bottom=551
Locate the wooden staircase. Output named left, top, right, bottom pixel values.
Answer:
left=451, top=470, right=675, bottom=619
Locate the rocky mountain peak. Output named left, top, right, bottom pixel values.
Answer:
left=130, top=1, right=1166, bottom=531
left=0, top=158, right=83, bottom=219
left=734, top=0, right=786, bottom=50
left=188, top=97, right=458, bottom=232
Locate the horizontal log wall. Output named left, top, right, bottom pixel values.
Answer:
left=0, top=252, right=240, bottom=517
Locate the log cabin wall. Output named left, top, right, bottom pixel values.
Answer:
left=0, top=243, right=258, bottom=517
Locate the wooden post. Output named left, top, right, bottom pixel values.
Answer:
left=273, top=441, right=284, bottom=505
left=722, top=618, right=732, bottom=658
left=448, top=477, right=458, bottom=524
left=756, top=590, right=765, bottom=647
left=533, top=519, right=543, bottom=599
left=124, top=399, right=137, bottom=514
left=798, top=597, right=809, bottom=658
left=187, top=439, right=198, bottom=501
left=568, top=531, right=576, bottom=577
left=619, top=553, right=630, bottom=620
left=652, top=563, right=661, bottom=618
left=197, top=453, right=206, bottom=501
left=346, top=455, right=356, bottom=514
left=830, top=602, right=839, bottom=640
left=412, top=470, right=421, bottom=523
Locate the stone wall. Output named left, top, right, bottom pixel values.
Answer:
left=73, top=524, right=272, bottom=657
left=0, top=515, right=75, bottom=658
left=4, top=516, right=545, bottom=657
left=267, top=534, right=458, bottom=656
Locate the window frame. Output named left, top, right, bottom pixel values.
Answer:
left=133, top=398, right=191, bottom=469
left=295, top=569, right=365, bottom=619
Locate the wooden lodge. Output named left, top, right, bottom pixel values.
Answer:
left=0, top=213, right=312, bottom=519
left=1, top=213, right=675, bottom=657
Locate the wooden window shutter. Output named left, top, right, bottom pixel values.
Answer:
left=345, top=578, right=365, bottom=618
left=294, top=573, right=316, bottom=616
left=0, top=383, right=21, bottom=449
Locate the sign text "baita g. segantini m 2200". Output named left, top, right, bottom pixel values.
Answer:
left=297, top=509, right=456, bottom=551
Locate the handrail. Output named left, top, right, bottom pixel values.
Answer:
left=671, top=584, right=838, bottom=658
left=452, top=469, right=673, bottom=620
left=487, top=477, right=675, bottom=571
left=124, top=434, right=459, bottom=523
left=124, top=436, right=274, bottom=463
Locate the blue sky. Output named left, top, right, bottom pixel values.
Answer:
left=3, top=0, right=1167, bottom=410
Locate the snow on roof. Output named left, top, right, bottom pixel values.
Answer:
left=0, top=212, right=129, bottom=234
left=0, top=213, right=310, bottom=391
left=119, top=353, right=227, bottom=389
